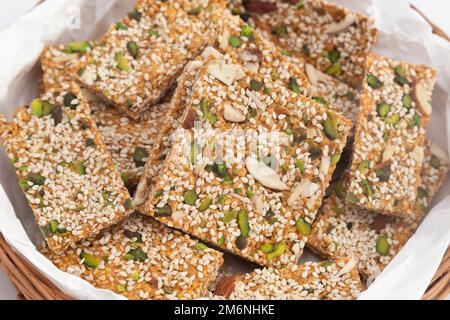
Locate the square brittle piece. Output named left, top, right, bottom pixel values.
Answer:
left=228, top=0, right=378, bottom=87
left=140, top=56, right=352, bottom=268
left=0, top=83, right=133, bottom=254
left=76, top=0, right=226, bottom=119
left=346, top=54, right=436, bottom=217
left=44, top=214, right=224, bottom=300
left=40, top=43, right=173, bottom=191
left=214, top=258, right=361, bottom=300
left=308, top=140, right=449, bottom=279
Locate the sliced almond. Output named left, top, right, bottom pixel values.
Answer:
left=287, top=179, right=311, bottom=206
left=218, top=30, right=230, bottom=50
left=201, top=46, right=224, bottom=60
left=207, top=60, right=245, bottom=86
left=215, top=275, right=238, bottom=298
left=337, top=258, right=357, bottom=277
left=277, top=132, right=291, bottom=146
left=430, top=142, right=449, bottom=165
left=243, top=62, right=259, bottom=73
left=410, top=146, right=424, bottom=163
left=324, top=14, right=357, bottom=34
left=382, top=145, right=395, bottom=162
left=306, top=127, right=315, bottom=139
left=182, top=107, right=197, bottom=129
left=319, top=156, right=330, bottom=175
left=412, top=81, right=432, bottom=116
left=305, top=63, right=329, bottom=86
left=251, top=193, right=265, bottom=213
left=80, top=68, right=96, bottom=86
left=171, top=210, right=186, bottom=222
left=224, top=104, right=246, bottom=122
left=186, top=60, right=202, bottom=73
left=245, top=157, right=288, bottom=191
left=134, top=178, right=150, bottom=206
left=53, top=53, right=77, bottom=63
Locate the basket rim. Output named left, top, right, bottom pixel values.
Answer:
left=0, top=2, right=449, bottom=301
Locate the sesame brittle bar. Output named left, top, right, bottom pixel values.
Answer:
left=347, top=54, right=436, bottom=216
left=228, top=0, right=378, bottom=87
left=139, top=54, right=352, bottom=269
left=308, top=140, right=449, bottom=279
left=135, top=13, right=313, bottom=206
left=40, top=44, right=173, bottom=191
left=0, top=83, right=133, bottom=254
left=76, top=0, right=226, bottom=119
left=44, top=214, right=224, bottom=300
left=214, top=258, right=361, bottom=300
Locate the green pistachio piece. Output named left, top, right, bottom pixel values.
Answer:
left=126, top=248, right=147, bottom=262
left=356, top=160, right=370, bottom=174
left=116, top=22, right=127, bottom=30
left=115, top=52, right=129, bottom=71
left=288, top=77, right=300, bottom=93
left=27, top=173, right=45, bottom=186
left=187, top=6, right=202, bottom=15
left=331, top=154, right=341, bottom=165
left=327, top=48, right=340, bottom=63
left=377, top=102, right=391, bottom=117
left=402, top=94, right=412, bottom=108
left=376, top=234, right=390, bottom=256
left=198, top=197, right=212, bottom=212
left=394, top=66, right=409, bottom=86
left=430, top=155, right=441, bottom=169
left=385, top=113, right=400, bottom=125
left=346, top=192, right=357, bottom=204
left=129, top=8, right=141, bottom=21
left=294, top=159, right=305, bottom=174
left=334, top=179, right=345, bottom=199
left=360, top=179, right=374, bottom=198
left=117, top=284, right=126, bottom=292
left=367, top=74, right=382, bottom=89
left=412, top=114, right=422, bottom=127
left=194, top=243, right=208, bottom=250
left=267, top=242, right=286, bottom=261
left=80, top=252, right=101, bottom=268
left=228, top=35, right=243, bottom=48
left=271, top=70, right=279, bottom=81
left=272, top=25, right=287, bottom=36
left=85, top=138, right=94, bottom=147
left=295, top=217, right=311, bottom=236
left=417, top=187, right=428, bottom=199
left=237, top=210, right=249, bottom=238
left=124, top=230, right=143, bottom=243
left=126, top=41, right=138, bottom=58
left=222, top=211, right=237, bottom=224
left=30, top=99, right=44, bottom=117
left=63, top=92, right=78, bottom=109
left=149, top=29, right=159, bottom=37
left=321, top=261, right=334, bottom=268
left=73, top=160, right=86, bottom=175
left=240, top=24, right=253, bottom=37
left=375, top=164, right=392, bottom=182
left=183, top=190, right=197, bottom=205
left=189, top=142, right=198, bottom=165
left=259, top=242, right=275, bottom=254
left=124, top=198, right=134, bottom=210
left=217, top=236, right=225, bottom=247
left=325, top=63, right=342, bottom=76
left=323, top=113, right=338, bottom=140
left=133, top=147, right=148, bottom=167
left=250, top=79, right=262, bottom=91
left=155, top=205, right=172, bottom=216
left=200, top=98, right=217, bottom=125
left=64, top=41, right=91, bottom=53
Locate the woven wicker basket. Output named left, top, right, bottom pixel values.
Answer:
left=0, top=2, right=449, bottom=300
